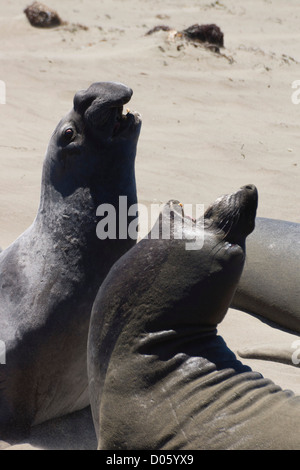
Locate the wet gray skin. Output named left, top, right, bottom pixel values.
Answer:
left=232, top=217, right=300, bottom=334
left=88, top=184, right=300, bottom=450
left=0, top=82, right=141, bottom=442
left=88, top=185, right=296, bottom=450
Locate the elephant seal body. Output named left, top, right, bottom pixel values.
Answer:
left=232, top=217, right=300, bottom=334
left=0, top=82, right=141, bottom=440
left=88, top=184, right=300, bottom=450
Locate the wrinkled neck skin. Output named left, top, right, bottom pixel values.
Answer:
left=34, top=131, right=137, bottom=259
left=116, top=235, right=245, bottom=361
left=93, top=224, right=247, bottom=363
left=91, top=188, right=300, bottom=450
left=93, top=237, right=300, bottom=450
left=89, top=234, right=249, bottom=446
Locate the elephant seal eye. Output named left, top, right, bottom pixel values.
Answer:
left=64, top=128, right=74, bottom=141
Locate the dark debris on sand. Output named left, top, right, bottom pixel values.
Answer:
left=24, top=1, right=65, bottom=28
left=182, top=24, right=224, bottom=48
left=145, top=25, right=172, bottom=35
left=146, top=23, right=224, bottom=49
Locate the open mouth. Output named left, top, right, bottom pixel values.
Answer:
left=112, top=106, right=138, bottom=138
left=73, top=82, right=142, bottom=140
left=177, top=203, right=196, bottom=223
left=166, top=201, right=197, bottom=226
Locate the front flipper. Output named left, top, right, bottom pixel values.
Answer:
left=238, top=341, right=300, bottom=368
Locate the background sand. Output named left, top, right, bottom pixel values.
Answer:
left=0, top=0, right=299, bottom=449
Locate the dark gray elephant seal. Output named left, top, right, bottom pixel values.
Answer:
left=88, top=184, right=299, bottom=450
left=0, top=82, right=141, bottom=441
left=232, top=217, right=300, bottom=334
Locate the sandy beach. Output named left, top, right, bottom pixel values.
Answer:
left=0, top=0, right=299, bottom=449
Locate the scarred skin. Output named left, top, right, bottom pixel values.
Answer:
left=88, top=185, right=300, bottom=450
left=0, top=82, right=141, bottom=442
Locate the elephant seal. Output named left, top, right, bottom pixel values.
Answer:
left=88, top=184, right=300, bottom=450
left=89, top=184, right=299, bottom=450
left=0, top=82, right=141, bottom=441
left=232, top=217, right=300, bottom=334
